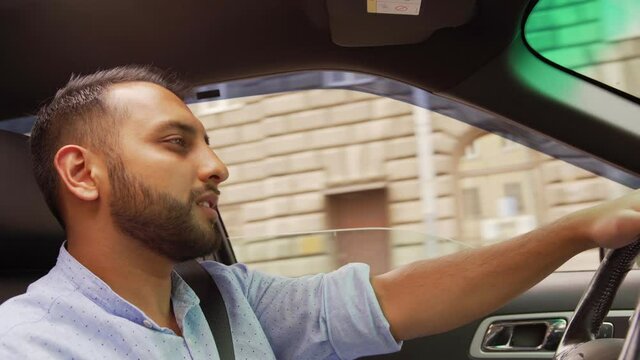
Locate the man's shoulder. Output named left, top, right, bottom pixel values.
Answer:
left=197, top=261, right=285, bottom=297
left=0, top=272, right=76, bottom=338
left=198, top=261, right=288, bottom=283
left=198, top=261, right=252, bottom=286
left=0, top=291, right=74, bottom=359
left=0, top=292, right=50, bottom=339
left=199, top=260, right=247, bottom=273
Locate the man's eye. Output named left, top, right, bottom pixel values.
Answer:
left=166, top=138, right=187, bottom=147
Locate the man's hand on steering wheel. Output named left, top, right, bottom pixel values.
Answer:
left=569, top=188, right=640, bottom=250
left=553, top=189, right=640, bottom=360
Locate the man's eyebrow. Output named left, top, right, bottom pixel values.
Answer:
left=155, top=120, right=210, bottom=145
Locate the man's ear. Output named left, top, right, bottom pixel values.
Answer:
left=54, top=145, right=102, bottom=201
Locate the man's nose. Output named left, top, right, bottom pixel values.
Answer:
left=198, top=147, right=229, bottom=184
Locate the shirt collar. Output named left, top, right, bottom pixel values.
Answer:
left=55, top=243, right=200, bottom=331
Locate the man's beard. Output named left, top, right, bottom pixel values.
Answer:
left=107, top=157, right=220, bottom=262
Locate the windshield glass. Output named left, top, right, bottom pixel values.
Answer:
left=524, top=0, right=640, bottom=99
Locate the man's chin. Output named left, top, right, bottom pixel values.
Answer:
left=166, top=242, right=219, bottom=263
left=126, top=219, right=220, bottom=263
left=168, top=229, right=221, bottom=262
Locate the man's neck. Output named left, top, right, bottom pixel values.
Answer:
left=66, top=233, right=180, bottom=334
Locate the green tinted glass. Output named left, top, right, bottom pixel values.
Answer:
left=524, top=0, right=640, bottom=99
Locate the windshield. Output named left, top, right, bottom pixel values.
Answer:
left=524, top=0, right=640, bottom=99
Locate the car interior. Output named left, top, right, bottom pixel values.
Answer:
left=1, top=0, right=639, bottom=359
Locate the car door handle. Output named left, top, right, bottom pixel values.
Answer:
left=481, top=318, right=567, bottom=352
left=470, top=312, right=630, bottom=359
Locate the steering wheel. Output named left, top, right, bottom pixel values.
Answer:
left=553, top=238, right=640, bottom=360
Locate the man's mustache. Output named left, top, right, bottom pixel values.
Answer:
left=190, top=183, right=221, bottom=202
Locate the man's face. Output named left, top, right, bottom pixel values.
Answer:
left=103, top=82, right=229, bottom=262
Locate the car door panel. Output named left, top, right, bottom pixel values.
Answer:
left=364, top=270, right=640, bottom=359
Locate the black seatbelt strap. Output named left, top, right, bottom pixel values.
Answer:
left=175, top=260, right=235, bottom=360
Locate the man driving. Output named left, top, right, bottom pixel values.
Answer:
left=1, top=66, right=639, bottom=359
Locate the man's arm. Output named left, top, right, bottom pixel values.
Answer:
left=372, top=189, right=640, bottom=341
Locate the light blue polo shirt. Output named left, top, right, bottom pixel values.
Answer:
left=0, top=246, right=401, bottom=359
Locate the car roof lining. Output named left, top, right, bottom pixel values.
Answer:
left=0, top=0, right=639, bottom=179
left=325, top=0, right=477, bottom=47
left=0, top=0, right=521, bottom=119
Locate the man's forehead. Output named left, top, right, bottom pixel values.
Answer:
left=105, top=81, right=203, bottom=133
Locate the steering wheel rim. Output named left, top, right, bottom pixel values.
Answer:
left=553, top=238, right=640, bottom=360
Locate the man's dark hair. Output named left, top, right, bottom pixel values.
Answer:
left=30, top=65, right=188, bottom=227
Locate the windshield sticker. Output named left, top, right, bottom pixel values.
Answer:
left=367, top=0, right=421, bottom=16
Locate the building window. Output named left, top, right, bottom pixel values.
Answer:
left=504, top=182, right=524, bottom=214
left=464, top=142, right=478, bottom=159
left=462, top=188, right=482, bottom=218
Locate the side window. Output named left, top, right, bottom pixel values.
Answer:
left=192, top=89, right=631, bottom=277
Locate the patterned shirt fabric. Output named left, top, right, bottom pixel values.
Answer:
left=0, top=246, right=401, bottom=359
